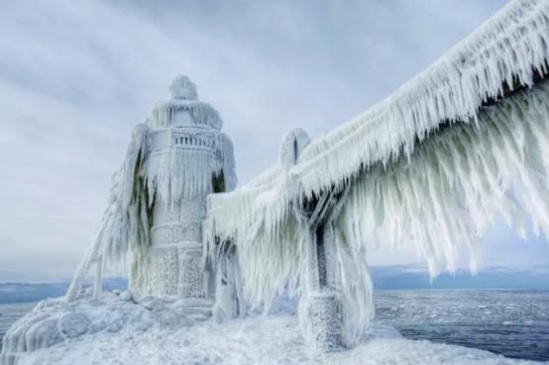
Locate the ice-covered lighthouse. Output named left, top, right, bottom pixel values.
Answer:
left=66, top=76, right=236, bottom=301
left=143, top=76, right=237, bottom=297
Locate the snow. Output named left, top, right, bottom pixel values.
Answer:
left=2, top=295, right=543, bottom=365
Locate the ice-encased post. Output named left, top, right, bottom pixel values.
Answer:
left=280, top=129, right=344, bottom=351
left=299, top=191, right=345, bottom=352
left=212, top=240, right=244, bottom=322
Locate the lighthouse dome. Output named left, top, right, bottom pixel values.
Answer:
left=147, top=76, right=223, bottom=130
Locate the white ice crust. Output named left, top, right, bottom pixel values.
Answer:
left=1, top=291, right=213, bottom=365
left=4, top=307, right=543, bottom=365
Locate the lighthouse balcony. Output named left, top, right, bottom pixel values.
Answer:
left=172, top=132, right=215, bottom=149
left=148, top=128, right=218, bottom=152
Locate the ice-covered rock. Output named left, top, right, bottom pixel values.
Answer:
left=58, top=313, right=90, bottom=339
left=0, top=292, right=214, bottom=364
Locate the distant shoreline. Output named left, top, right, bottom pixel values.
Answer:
left=1, top=271, right=549, bottom=304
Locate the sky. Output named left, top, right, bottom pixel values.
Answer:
left=0, top=0, right=548, bottom=282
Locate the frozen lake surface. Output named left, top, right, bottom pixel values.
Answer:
left=375, top=290, right=549, bottom=361
left=1, top=290, right=548, bottom=361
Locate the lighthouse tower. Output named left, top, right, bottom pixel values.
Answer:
left=143, top=76, right=236, bottom=298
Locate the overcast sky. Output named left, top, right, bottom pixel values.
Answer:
left=1, top=0, right=548, bottom=282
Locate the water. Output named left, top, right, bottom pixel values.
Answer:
left=396, top=323, right=549, bottom=361
left=1, top=291, right=548, bottom=361
left=375, top=290, right=549, bottom=361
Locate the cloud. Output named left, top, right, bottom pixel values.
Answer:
left=3, top=0, right=543, bottom=281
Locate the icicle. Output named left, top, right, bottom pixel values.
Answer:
left=205, top=78, right=549, bottom=343
left=93, top=256, right=104, bottom=301
left=290, top=0, right=549, bottom=199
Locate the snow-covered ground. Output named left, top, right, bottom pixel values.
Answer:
left=11, top=315, right=543, bottom=365
left=2, top=292, right=544, bottom=365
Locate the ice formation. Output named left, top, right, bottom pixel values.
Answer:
left=1, top=291, right=214, bottom=365
left=3, top=0, right=549, bottom=360
left=8, top=314, right=544, bottom=365
left=67, top=75, right=237, bottom=301
left=4, top=292, right=548, bottom=365
left=205, top=0, right=549, bottom=350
